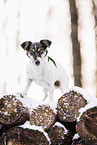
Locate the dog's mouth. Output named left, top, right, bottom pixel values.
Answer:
left=35, top=60, right=40, bottom=66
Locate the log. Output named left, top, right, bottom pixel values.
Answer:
left=57, top=90, right=87, bottom=122
left=0, top=126, right=50, bottom=145
left=47, top=122, right=72, bottom=145
left=72, top=138, right=86, bottom=145
left=0, top=95, right=29, bottom=127
left=76, top=106, right=97, bottom=145
left=57, top=119, right=77, bottom=136
left=30, top=105, right=56, bottom=131
left=8, top=140, right=33, bottom=145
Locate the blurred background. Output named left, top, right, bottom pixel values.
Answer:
left=0, top=0, right=97, bottom=101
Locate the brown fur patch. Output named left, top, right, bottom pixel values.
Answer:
left=54, top=80, right=60, bottom=87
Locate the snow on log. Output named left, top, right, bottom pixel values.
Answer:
left=0, top=87, right=96, bottom=144
left=30, top=105, right=56, bottom=131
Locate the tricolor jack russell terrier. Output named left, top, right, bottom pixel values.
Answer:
left=20, top=39, right=69, bottom=102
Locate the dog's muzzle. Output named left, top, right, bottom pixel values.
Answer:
left=35, top=60, right=40, bottom=66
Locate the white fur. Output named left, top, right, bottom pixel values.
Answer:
left=21, top=55, right=69, bottom=102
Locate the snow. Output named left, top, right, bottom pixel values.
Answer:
left=53, top=122, right=68, bottom=134
left=0, top=1, right=96, bottom=144
left=19, top=121, right=51, bottom=144
left=72, top=133, right=80, bottom=140
left=67, top=86, right=96, bottom=103
left=31, top=101, right=57, bottom=114
left=4, top=111, right=9, bottom=115
left=12, top=93, right=57, bottom=114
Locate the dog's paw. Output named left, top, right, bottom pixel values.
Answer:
left=16, top=92, right=26, bottom=98
left=19, top=93, right=24, bottom=98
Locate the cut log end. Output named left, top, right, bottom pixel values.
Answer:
left=30, top=105, right=56, bottom=131
left=57, top=90, right=87, bottom=122
left=76, top=107, right=97, bottom=145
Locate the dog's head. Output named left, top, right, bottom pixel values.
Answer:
left=21, top=39, right=52, bottom=66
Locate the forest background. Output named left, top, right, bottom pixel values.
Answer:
left=0, top=0, right=97, bottom=101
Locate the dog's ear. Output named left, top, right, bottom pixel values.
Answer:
left=21, top=41, right=32, bottom=50
left=40, top=39, right=52, bottom=48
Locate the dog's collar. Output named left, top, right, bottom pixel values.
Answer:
left=44, top=50, right=48, bottom=57
left=48, top=56, right=57, bottom=68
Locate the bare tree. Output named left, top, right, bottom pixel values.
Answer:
left=69, top=0, right=82, bottom=87
left=92, top=0, right=97, bottom=97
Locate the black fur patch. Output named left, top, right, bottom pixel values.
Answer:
left=54, top=80, right=60, bottom=87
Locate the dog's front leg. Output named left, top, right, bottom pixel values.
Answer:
left=42, top=88, right=48, bottom=101
left=20, top=78, right=32, bottom=97
left=49, top=88, right=54, bottom=102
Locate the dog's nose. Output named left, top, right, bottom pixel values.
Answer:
left=35, top=60, right=40, bottom=66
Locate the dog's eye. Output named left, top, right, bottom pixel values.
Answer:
left=29, top=52, right=33, bottom=55
left=40, top=50, right=44, bottom=54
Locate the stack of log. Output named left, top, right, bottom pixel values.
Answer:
left=0, top=87, right=97, bottom=145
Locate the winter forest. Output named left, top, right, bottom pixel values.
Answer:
left=0, top=0, right=97, bottom=99
left=0, top=0, right=97, bottom=144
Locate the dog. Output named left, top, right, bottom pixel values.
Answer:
left=20, top=39, right=69, bottom=102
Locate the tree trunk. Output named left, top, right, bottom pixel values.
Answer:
left=69, top=0, right=82, bottom=87
left=92, top=0, right=97, bottom=98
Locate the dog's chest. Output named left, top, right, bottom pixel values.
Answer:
left=26, top=61, right=50, bottom=87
